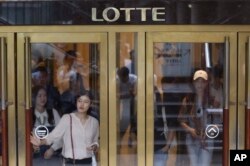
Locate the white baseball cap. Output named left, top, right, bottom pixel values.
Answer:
left=193, top=70, right=208, bottom=80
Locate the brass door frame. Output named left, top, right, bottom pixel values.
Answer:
left=108, top=32, right=146, bottom=166
left=146, top=32, right=237, bottom=166
left=0, top=33, right=16, bottom=166
left=16, top=32, right=108, bottom=166
left=0, top=25, right=249, bottom=166
left=238, top=33, right=250, bottom=150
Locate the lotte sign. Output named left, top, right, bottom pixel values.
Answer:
left=92, top=7, right=166, bottom=22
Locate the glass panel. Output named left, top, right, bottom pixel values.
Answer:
left=116, top=32, right=137, bottom=166
left=31, top=42, right=100, bottom=165
left=153, top=43, right=224, bottom=166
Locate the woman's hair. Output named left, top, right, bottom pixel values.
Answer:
left=75, top=90, right=93, bottom=102
left=31, top=85, right=56, bottom=126
left=32, top=85, right=47, bottom=108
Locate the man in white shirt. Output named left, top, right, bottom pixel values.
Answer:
left=117, top=66, right=137, bottom=147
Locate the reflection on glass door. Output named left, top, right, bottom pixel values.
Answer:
left=154, top=42, right=224, bottom=166
left=147, top=32, right=237, bottom=166
left=116, top=32, right=138, bottom=166
left=31, top=43, right=101, bottom=166
left=17, top=33, right=108, bottom=166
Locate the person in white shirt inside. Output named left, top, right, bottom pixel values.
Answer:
left=31, top=85, right=61, bottom=160
left=31, top=91, right=99, bottom=166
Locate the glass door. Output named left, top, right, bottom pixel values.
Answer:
left=238, top=33, right=250, bottom=150
left=17, top=32, right=108, bottom=166
left=146, top=32, right=237, bottom=166
left=108, top=32, right=146, bottom=166
left=0, top=33, right=16, bottom=166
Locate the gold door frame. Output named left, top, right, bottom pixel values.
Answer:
left=0, top=25, right=248, bottom=166
left=16, top=32, right=108, bottom=166
left=0, top=33, right=16, bottom=166
left=146, top=32, right=237, bottom=166
left=108, top=32, right=146, bottom=166
left=238, top=33, right=250, bottom=150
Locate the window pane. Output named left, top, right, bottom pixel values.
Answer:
left=31, top=42, right=100, bottom=165
left=153, top=42, right=223, bottom=166
left=116, top=32, right=138, bottom=166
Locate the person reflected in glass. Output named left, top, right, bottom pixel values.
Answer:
left=117, top=66, right=137, bottom=148
left=32, top=86, right=61, bottom=159
left=125, top=49, right=135, bottom=74
left=154, top=77, right=183, bottom=166
left=30, top=91, right=99, bottom=166
left=59, top=76, right=80, bottom=115
left=57, top=50, right=85, bottom=95
left=178, top=70, right=213, bottom=166
left=31, top=49, right=45, bottom=71
left=32, top=66, right=61, bottom=112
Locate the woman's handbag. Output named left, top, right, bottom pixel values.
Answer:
left=161, top=106, right=168, bottom=139
left=91, top=151, right=97, bottom=166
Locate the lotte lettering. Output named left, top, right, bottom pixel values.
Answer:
left=92, top=7, right=166, bottom=22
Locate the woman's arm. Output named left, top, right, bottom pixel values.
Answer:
left=45, top=114, right=69, bottom=145
left=87, top=119, right=99, bottom=152
left=180, top=122, right=198, bottom=139
left=178, top=97, right=199, bottom=139
left=30, top=134, right=48, bottom=146
left=30, top=114, right=68, bottom=147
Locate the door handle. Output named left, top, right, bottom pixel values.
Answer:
left=247, top=37, right=250, bottom=109
left=25, top=37, right=32, bottom=109
left=224, top=36, right=230, bottom=110
left=0, top=37, right=7, bottom=110
left=239, top=101, right=247, bottom=106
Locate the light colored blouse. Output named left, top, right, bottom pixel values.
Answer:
left=34, top=108, right=61, bottom=150
left=34, top=108, right=61, bottom=127
left=45, top=113, right=99, bottom=159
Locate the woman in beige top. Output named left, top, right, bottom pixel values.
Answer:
left=31, top=91, right=99, bottom=166
left=178, top=70, right=213, bottom=166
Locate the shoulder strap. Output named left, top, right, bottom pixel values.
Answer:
left=161, top=106, right=168, bottom=138
left=69, top=114, right=75, bottom=164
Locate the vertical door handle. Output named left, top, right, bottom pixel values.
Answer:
left=0, top=37, right=7, bottom=110
left=223, top=36, right=230, bottom=166
left=0, top=37, right=9, bottom=166
left=24, top=36, right=33, bottom=166
left=246, top=37, right=250, bottom=149
left=224, top=36, right=230, bottom=110
left=247, top=37, right=250, bottom=109
left=24, top=37, right=31, bottom=109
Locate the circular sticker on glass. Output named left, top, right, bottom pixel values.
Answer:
left=205, top=124, right=219, bottom=139
left=35, top=125, right=49, bottom=139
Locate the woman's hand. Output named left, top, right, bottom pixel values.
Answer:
left=30, top=133, right=41, bottom=147
left=87, top=143, right=98, bottom=152
left=44, top=148, right=54, bottom=159
left=160, top=145, right=170, bottom=153
left=189, top=128, right=200, bottom=139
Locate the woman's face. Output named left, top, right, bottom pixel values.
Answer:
left=76, top=95, right=91, bottom=113
left=36, top=89, right=47, bottom=108
left=193, top=78, right=207, bottom=93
